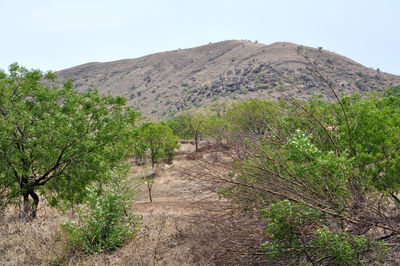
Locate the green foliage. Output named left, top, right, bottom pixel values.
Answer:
left=384, top=86, right=400, bottom=96
left=61, top=175, right=138, bottom=254
left=220, top=92, right=400, bottom=263
left=166, top=111, right=210, bottom=151
left=204, top=114, right=229, bottom=144
left=132, top=127, right=148, bottom=164
left=261, top=200, right=324, bottom=260
left=338, top=92, right=400, bottom=193
left=225, top=99, right=282, bottom=136
left=310, top=226, right=368, bottom=265
left=285, top=130, right=351, bottom=208
left=0, top=64, right=139, bottom=217
left=262, top=200, right=388, bottom=265
left=136, top=122, right=178, bottom=167
left=166, top=114, right=190, bottom=139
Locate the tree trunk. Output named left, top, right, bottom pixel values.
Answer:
left=22, top=192, right=30, bottom=218
left=29, top=190, right=39, bottom=219
left=167, top=154, right=173, bottom=164
left=195, top=135, right=199, bottom=152
left=21, top=189, right=39, bottom=220
left=147, top=183, right=153, bottom=203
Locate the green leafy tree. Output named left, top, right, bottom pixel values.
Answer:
left=137, top=122, right=178, bottom=168
left=225, top=99, right=282, bottom=136
left=339, top=93, right=400, bottom=197
left=167, top=111, right=209, bottom=151
left=163, top=133, right=179, bottom=164
left=132, top=127, right=148, bottom=165
left=0, top=64, right=138, bottom=219
left=186, top=111, right=209, bottom=151
left=166, top=114, right=191, bottom=139
left=204, top=114, right=229, bottom=145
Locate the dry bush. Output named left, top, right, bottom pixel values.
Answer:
left=185, top=206, right=271, bottom=265
left=179, top=148, right=277, bottom=265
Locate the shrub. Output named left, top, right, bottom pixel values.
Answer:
left=208, top=85, right=400, bottom=263
left=61, top=177, right=138, bottom=254
left=262, top=200, right=388, bottom=265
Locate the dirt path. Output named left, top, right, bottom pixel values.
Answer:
left=86, top=144, right=229, bottom=265
left=82, top=143, right=267, bottom=265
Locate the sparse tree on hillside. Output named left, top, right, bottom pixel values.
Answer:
left=189, top=111, right=210, bottom=151
left=167, top=111, right=209, bottom=151
left=137, top=122, right=178, bottom=168
left=204, top=115, right=229, bottom=146
left=132, top=128, right=148, bottom=165
left=0, top=64, right=138, bottom=219
left=225, top=99, right=281, bottom=136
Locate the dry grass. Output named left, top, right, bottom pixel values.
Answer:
left=0, top=204, right=69, bottom=265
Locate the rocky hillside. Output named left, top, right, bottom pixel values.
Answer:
left=56, top=40, right=400, bottom=118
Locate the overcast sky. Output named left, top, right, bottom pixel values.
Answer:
left=1, top=0, right=399, bottom=74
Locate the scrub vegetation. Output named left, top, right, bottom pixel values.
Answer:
left=1, top=58, right=400, bottom=265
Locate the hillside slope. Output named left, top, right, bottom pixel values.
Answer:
left=56, top=40, right=400, bottom=118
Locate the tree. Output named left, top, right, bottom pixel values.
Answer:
left=225, top=99, right=283, bottom=137
left=132, top=127, right=148, bottom=165
left=166, top=114, right=191, bottom=139
left=340, top=93, right=400, bottom=198
left=0, top=64, right=138, bottom=219
left=167, top=111, right=209, bottom=151
left=137, top=122, right=178, bottom=168
left=204, top=114, right=229, bottom=145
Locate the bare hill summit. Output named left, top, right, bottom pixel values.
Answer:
left=56, top=40, right=400, bottom=118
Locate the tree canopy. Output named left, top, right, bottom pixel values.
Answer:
left=135, top=121, right=178, bottom=168
left=0, top=64, right=138, bottom=218
left=166, top=111, right=210, bottom=151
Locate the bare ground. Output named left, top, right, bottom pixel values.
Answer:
left=87, top=143, right=268, bottom=265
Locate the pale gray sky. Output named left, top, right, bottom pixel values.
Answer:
left=1, top=0, right=399, bottom=74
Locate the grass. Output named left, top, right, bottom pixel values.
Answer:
left=0, top=170, right=143, bottom=265
left=0, top=205, right=67, bottom=265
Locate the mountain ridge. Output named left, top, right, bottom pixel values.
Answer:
left=56, top=40, right=400, bottom=118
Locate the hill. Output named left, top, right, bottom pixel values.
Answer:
left=56, top=40, right=400, bottom=118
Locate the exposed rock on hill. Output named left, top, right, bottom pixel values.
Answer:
left=56, top=40, right=400, bottom=118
